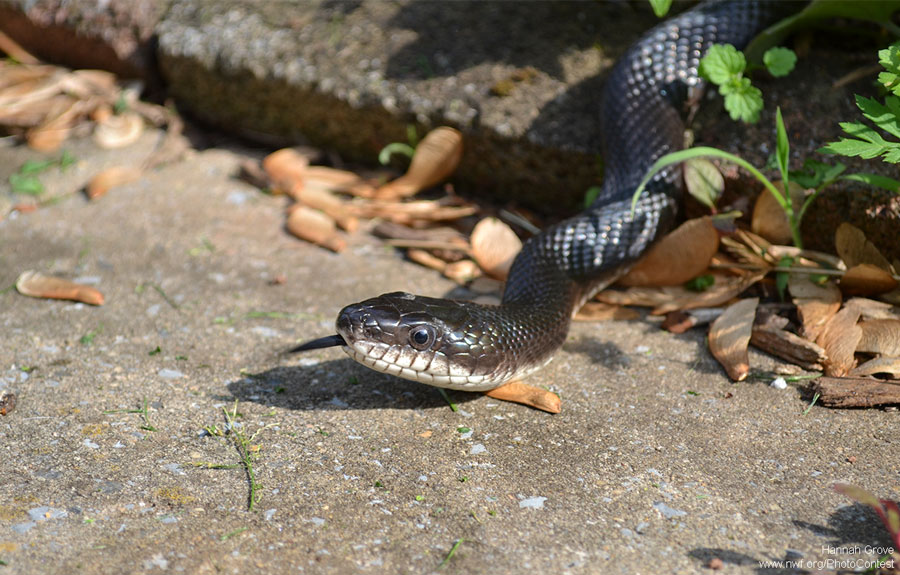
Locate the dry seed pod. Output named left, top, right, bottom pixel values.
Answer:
left=816, top=306, right=862, bottom=377
left=86, top=166, right=142, bottom=199
left=262, top=148, right=309, bottom=194
left=16, top=270, right=105, bottom=305
left=286, top=206, right=345, bottom=253
left=834, top=222, right=893, bottom=271
left=708, top=297, right=758, bottom=381
left=839, top=264, right=898, bottom=296
left=375, top=127, right=463, bottom=200
left=469, top=218, right=522, bottom=280
left=619, top=216, right=718, bottom=287
left=294, top=187, right=359, bottom=232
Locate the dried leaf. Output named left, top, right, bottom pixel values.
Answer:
left=846, top=298, right=900, bottom=320
left=661, top=308, right=723, bottom=333
left=93, top=111, right=143, bottom=149
left=574, top=302, right=640, bottom=322
left=285, top=206, right=345, bottom=252
left=304, top=166, right=375, bottom=198
left=16, top=270, right=104, bottom=305
left=750, top=181, right=804, bottom=245
left=351, top=199, right=477, bottom=224
left=857, top=319, right=900, bottom=356
left=375, top=127, right=463, bottom=200
left=816, top=306, right=862, bottom=377
left=683, top=158, right=724, bottom=209
left=26, top=97, right=80, bottom=151
left=834, top=222, right=893, bottom=271
left=442, top=260, right=481, bottom=284
left=788, top=275, right=841, bottom=341
left=618, top=216, right=719, bottom=287
left=483, top=381, right=561, bottom=414
left=262, top=148, right=309, bottom=194
left=839, top=264, right=899, bottom=296
left=708, top=297, right=759, bottom=381
left=850, top=357, right=900, bottom=378
left=86, top=166, right=142, bottom=199
left=597, top=271, right=765, bottom=314
left=469, top=218, right=522, bottom=280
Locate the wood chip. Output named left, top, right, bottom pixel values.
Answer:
left=788, top=275, right=841, bottom=341
left=815, top=306, right=862, bottom=377
left=618, top=216, right=719, bottom=287
left=285, top=206, right=345, bottom=252
left=834, top=222, right=893, bottom=271
left=839, top=263, right=899, bottom=296
left=16, top=270, right=105, bottom=305
left=812, top=376, right=900, bottom=408
left=86, top=166, right=142, bottom=199
left=484, top=381, right=561, bottom=413
left=469, top=217, right=522, bottom=280
left=573, top=302, right=640, bottom=322
left=708, top=297, right=759, bottom=381
left=750, top=315, right=827, bottom=371
left=374, top=127, right=463, bottom=200
left=856, top=319, right=900, bottom=356
left=850, top=357, right=900, bottom=379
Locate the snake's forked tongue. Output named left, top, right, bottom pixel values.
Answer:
left=287, top=334, right=346, bottom=353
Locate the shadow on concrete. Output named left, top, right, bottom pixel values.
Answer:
left=226, top=360, right=481, bottom=411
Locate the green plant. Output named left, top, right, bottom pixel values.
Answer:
left=8, top=151, right=76, bottom=196
left=834, top=484, right=900, bottom=562
left=699, top=44, right=796, bottom=123
left=378, top=124, right=419, bottom=165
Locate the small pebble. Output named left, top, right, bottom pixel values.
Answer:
left=708, top=557, right=724, bottom=570
left=519, top=496, right=547, bottom=509
left=770, top=377, right=787, bottom=390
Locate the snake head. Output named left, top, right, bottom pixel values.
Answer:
left=330, top=291, right=504, bottom=390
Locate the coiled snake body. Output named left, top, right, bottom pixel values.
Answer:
left=294, top=1, right=800, bottom=392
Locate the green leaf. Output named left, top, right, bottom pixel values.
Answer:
left=878, top=44, right=900, bottom=97
left=763, top=47, right=797, bottom=77
left=699, top=44, right=746, bottom=86
left=834, top=483, right=883, bottom=509
left=878, top=71, right=900, bottom=97
left=820, top=121, right=900, bottom=161
left=683, top=158, right=724, bottom=209
left=648, top=0, right=672, bottom=18
left=841, top=172, right=900, bottom=193
left=855, top=94, right=900, bottom=139
left=583, top=185, right=602, bottom=209
left=19, top=158, right=55, bottom=175
left=775, top=107, right=790, bottom=184
left=378, top=142, right=415, bottom=165
left=685, top=274, right=715, bottom=292
left=722, top=78, right=763, bottom=123
left=789, top=159, right=846, bottom=189
left=9, top=173, right=44, bottom=195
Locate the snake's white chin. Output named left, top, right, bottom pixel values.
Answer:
left=341, top=345, right=498, bottom=392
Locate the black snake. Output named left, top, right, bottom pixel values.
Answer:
left=293, top=1, right=801, bottom=391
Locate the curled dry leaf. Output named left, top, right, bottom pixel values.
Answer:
left=86, top=166, right=142, bottom=199
left=750, top=181, right=804, bottom=245
left=16, top=270, right=105, bottom=305
left=788, top=274, right=841, bottom=341
left=469, top=217, right=522, bottom=280
left=708, top=297, right=759, bottom=381
left=574, top=302, right=640, bottom=322
left=285, top=205, right=345, bottom=253
left=815, top=305, right=862, bottom=377
left=856, top=319, right=900, bottom=356
left=618, top=216, right=718, bottom=287
left=406, top=248, right=447, bottom=273
left=293, top=187, right=358, bottom=232
left=846, top=297, right=900, bottom=320
left=834, top=222, right=893, bottom=271
left=375, top=127, right=463, bottom=200
left=262, top=148, right=309, bottom=194
left=839, top=264, right=899, bottom=296
left=850, top=357, right=900, bottom=379
left=94, top=111, right=143, bottom=149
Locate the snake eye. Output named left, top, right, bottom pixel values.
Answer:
left=408, top=325, right=437, bottom=351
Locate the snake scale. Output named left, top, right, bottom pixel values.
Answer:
left=293, top=1, right=802, bottom=392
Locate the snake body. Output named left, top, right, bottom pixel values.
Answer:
left=295, top=1, right=800, bottom=391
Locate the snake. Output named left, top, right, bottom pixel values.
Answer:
left=292, top=1, right=801, bottom=392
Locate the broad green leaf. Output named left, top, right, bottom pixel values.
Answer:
left=820, top=138, right=888, bottom=159
left=855, top=94, right=900, bottom=139
left=841, top=172, right=900, bottom=193
left=9, top=173, right=44, bottom=195
left=775, top=107, right=790, bottom=184
left=722, top=78, right=762, bottom=123
left=790, top=159, right=846, bottom=189
left=683, top=158, right=724, bottom=208
left=648, top=0, right=672, bottom=18
left=583, top=185, right=602, bottom=208
left=699, top=44, right=746, bottom=85
left=19, top=158, right=55, bottom=175
left=878, top=71, right=900, bottom=96
left=763, top=47, right=797, bottom=77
